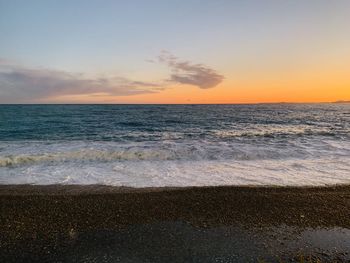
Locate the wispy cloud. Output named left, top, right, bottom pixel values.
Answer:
left=0, top=62, right=159, bottom=103
left=158, top=51, right=224, bottom=89
left=0, top=52, right=224, bottom=103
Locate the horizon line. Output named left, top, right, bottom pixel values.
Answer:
left=0, top=101, right=349, bottom=106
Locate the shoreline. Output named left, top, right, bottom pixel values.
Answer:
left=1, top=184, right=349, bottom=229
left=1, top=183, right=350, bottom=194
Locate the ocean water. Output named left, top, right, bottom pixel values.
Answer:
left=0, top=104, right=349, bottom=187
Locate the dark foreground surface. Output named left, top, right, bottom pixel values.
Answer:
left=1, top=185, right=350, bottom=262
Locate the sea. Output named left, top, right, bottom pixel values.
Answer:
left=0, top=104, right=349, bottom=187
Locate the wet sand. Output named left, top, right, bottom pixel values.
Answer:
left=1, top=185, right=350, bottom=262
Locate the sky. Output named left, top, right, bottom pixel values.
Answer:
left=0, top=0, right=349, bottom=104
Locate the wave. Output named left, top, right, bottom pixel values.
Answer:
left=0, top=149, right=275, bottom=167
left=0, top=149, right=171, bottom=167
left=0, top=148, right=299, bottom=167
left=1, top=138, right=349, bottom=187
left=1, top=138, right=350, bottom=167
left=1, top=157, right=350, bottom=187
left=213, top=127, right=340, bottom=139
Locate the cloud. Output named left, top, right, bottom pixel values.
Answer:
left=158, top=51, right=224, bottom=89
left=0, top=62, right=159, bottom=103
left=0, top=52, right=224, bottom=103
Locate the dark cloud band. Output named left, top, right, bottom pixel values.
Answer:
left=0, top=63, right=158, bottom=103
left=0, top=52, right=224, bottom=103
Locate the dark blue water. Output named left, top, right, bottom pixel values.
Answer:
left=1, top=104, right=349, bottom=141
left=0, top=104, right=349, bottom=186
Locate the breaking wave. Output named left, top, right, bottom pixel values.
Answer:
left=0, top=145, right=298, bottom=167
left=0, top=104, right=349, bottom=186
left=1, top=136, right=350, bottom=168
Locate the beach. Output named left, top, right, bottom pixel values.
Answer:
left=1, top=185, right=350, bottom=262
left=1, top=104, right=349, bottom=262
left=2, top=0, right=350, bottom=260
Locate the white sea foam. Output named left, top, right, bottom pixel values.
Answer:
left=0, top=159, right=349, bottom=187
left=0, top=139, right=349, bottom=187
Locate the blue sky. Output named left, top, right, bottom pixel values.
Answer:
left=0, top=0, right=349, bottom=103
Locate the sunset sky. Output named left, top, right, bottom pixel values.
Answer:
left=0, top=0, right=349, bottom=104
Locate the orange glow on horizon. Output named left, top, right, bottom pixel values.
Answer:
left=47, top=83, right=350, bottom=104
left=45, top=56, right=350, bottom=104
left=47, top=69, right=350, bottom=104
